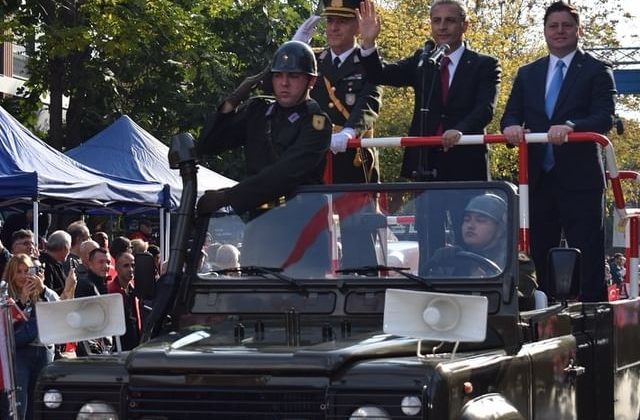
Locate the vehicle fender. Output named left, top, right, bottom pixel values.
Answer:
left=459, top=393, right=524, bottom=420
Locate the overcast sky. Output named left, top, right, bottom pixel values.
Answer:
left=618, top=0, right=640, bottom=45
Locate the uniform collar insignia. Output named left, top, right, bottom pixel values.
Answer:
left=288, top=112, right=300, bottom=123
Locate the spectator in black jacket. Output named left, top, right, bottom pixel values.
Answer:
left=75, top=248, right=110, bottom=298
left=40, top=230, right=73, bottom=294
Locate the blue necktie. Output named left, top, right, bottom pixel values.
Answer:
left=543, top=60, right=565, bottom=171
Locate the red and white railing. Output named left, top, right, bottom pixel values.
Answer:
left=607, top=170, right=640, bottom=297
left=330, top=132, right=636, bottom=297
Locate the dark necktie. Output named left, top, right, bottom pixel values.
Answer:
left=333, top=56, right=341, bottom=69
left=543, top=60, right=566, bottom=171
left=440, top=56, right=451, bottom=104
left=435, top=56, right=451, bottom=135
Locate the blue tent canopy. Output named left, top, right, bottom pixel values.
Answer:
left=0, top=106, right=166, bottom=209
left=66, top=115, right=236, bottom=208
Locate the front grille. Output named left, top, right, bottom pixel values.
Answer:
left=327, top=390, right=423, bottom=420
left=32, top=384, right=124, bottom=420
left=127, top=386, right=326, bottom=419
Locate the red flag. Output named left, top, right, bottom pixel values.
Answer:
left=7, top=298, right=27, bottom=324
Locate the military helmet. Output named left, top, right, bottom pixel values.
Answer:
left=271, top=41, right=318, bottom=76
left=464, top=193, right=506, bottom=224
left=322, top=0, right=360, bottom=18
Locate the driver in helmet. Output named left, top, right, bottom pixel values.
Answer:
left=425, top=193, right=507, bottom=276
left=460, top=193, right=507, bottom=268
left=197, top=41, right=332, bottom=216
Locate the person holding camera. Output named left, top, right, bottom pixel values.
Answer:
left=2, top=253, right=75, bottom=419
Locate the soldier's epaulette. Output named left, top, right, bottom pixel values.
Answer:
left=316, top=48, right=330, bottom=62
left=305, top=98, right=324, bottom=115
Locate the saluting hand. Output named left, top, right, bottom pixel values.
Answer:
left=357, top=0, right=381, bottom=50
left=292, top=15, right=321, bottom=44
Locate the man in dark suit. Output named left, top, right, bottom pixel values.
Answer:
left=358, top=0, right=500, bottom=182
left=501, top=1, right=616, bottom=302
left=358, top=0, right=500, bottom=261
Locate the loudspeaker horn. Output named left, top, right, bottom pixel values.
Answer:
left=36, top=294, right=126, bottom=345
left=383, top=289, right=488, bottom=343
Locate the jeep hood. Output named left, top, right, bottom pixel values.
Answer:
left=126, top=327, right=420, bottom=373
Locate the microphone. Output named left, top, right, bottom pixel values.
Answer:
left=428, top=43, right=450, bottom=66
left=417, top=39, right=436, bottom=68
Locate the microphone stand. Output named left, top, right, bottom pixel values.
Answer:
left=413, top=59, right=440, bottom=182
left=414, top=57, right=443, bottom=271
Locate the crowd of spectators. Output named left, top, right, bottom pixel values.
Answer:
left=0, top=213, right=162, bottom=419
left=606, top=253, right=629, bottom=298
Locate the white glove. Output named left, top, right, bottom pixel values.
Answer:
left=330, top=130, right=354, bottom=154
left=292, top=15, right=321, bottom=43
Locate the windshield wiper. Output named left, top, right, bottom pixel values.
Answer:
left=336, top=265, right=433, bottom=288
left=211, top=266, right=300, bottom=287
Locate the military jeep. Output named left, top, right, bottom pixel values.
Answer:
left=32, top=134, right=640, bottom=420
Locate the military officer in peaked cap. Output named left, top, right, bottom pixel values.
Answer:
left=197, top=41, right=331, bottom=216
left=293, top=0, right=382, bottom=184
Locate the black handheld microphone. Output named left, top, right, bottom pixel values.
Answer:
left=417, top=39, right=436, bottom=68
left=428, top=43, right=450, bottom=66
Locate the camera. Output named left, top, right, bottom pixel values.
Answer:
left=28, top=266, right=40, bottom=276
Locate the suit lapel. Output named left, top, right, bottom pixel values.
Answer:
left=534, top=57, right=549, bottom=118
left=553, top=49, right=584, bottom=116
left=319, top=48, right=358, bottom=82
left=447, top=49, right=474, bottom=100
left=334, top=49, right=358, bottom=80
left=318, top=49, right=338, bottom=81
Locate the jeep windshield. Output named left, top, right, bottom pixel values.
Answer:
left=197, top=182, right=515, bottom=282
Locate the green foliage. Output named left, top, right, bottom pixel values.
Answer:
left=369, top=0, right=633, bottom=184
left=1, top=0, right=637, bottom=190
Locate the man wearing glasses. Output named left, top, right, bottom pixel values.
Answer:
left=0, top=229, right=38, bottom=279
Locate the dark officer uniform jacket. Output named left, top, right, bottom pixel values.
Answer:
left=198, top=96, right=331, bottom=214
left=312, top=47, right=382, bottom=183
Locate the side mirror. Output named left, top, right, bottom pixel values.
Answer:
left=548, top=247, right=580, bottom=302
left=134, top=252, right=156, bottom=301
left=168, top=132, right=197, bottom=169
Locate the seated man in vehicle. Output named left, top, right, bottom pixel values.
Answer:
left=424, top=193, right=506, bottom=277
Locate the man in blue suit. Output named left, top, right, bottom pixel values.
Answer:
left=502, top=1, right=616, bottom=302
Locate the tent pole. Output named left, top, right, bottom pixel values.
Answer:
left=32, top=200, right=39, bottom=249
left=165, top=210, right=171, bottom=266
left=159, top=208, right=165, bottom=263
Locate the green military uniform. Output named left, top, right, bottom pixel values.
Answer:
left=198, top=97, right=331, bottom=214
left=312, top=47, right=382, bottom=183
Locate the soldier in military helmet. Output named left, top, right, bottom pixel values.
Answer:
left=424, top=193, right=507, bottom=276
left=197, top=41, right=331, bottom=215
left=460, top=193, right=507, bottom=267
left=292, top=0, right=382, bottom=184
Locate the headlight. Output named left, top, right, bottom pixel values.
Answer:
left=400, top=395, right=422, bottom=416
left=43, top=389, right=63, bottom=409
left=76, top=401, right=118, bottom=420
left=349, top=406, right=391, bottom=419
